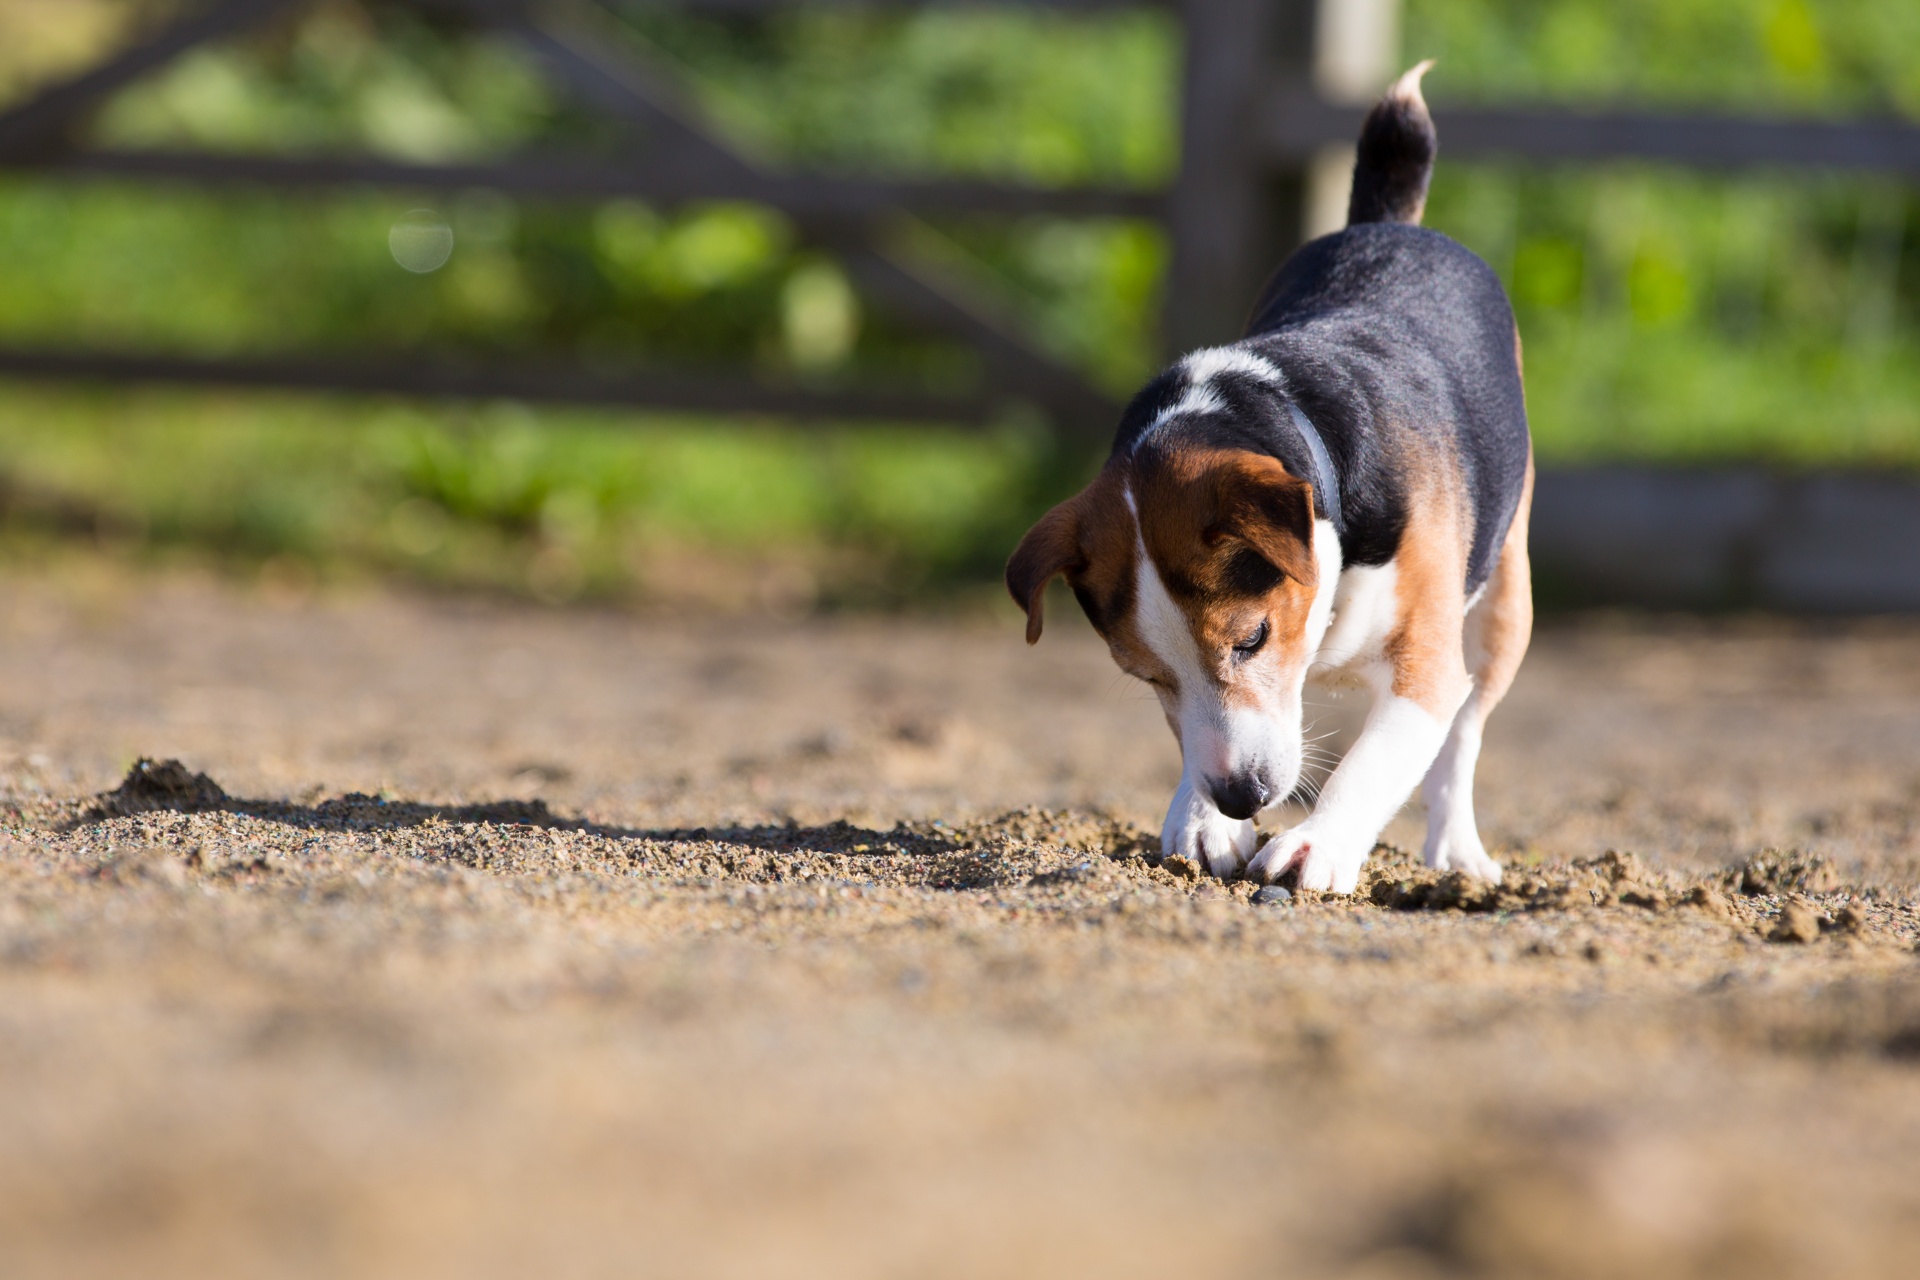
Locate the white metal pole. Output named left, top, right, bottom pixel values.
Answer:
left=1303, top=0, right=1403, bottom=239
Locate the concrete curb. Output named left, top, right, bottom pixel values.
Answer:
left=1532, top=467, right=1920, bottom=612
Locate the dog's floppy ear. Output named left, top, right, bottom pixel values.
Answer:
left=1207, top=454, right=1317, bottom=587
left=1006, top=498, right=1085, bottom=645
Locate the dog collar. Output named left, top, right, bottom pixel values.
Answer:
left=1285, top=400, right=1342, bottom=531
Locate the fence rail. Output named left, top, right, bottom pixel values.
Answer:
left=0, top=345, right=993, bottom=422
left=32, top=147, right=1166, bottom=220
left=1266, top=89, right=1920, bottom=174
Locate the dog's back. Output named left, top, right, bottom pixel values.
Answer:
left=1239, top=221, right=1529, bottom=593
left=1236, top=66, right=1528, bottom=594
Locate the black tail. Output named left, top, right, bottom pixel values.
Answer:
left=1346, top=61, right=1437, bottom=228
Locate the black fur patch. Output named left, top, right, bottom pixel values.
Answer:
left=1223, top=545, right=1286, bottom=596
left=1071, top=576, right=1133, bottom=636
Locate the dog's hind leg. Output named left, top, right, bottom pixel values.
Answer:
left=1421, top=462, right=1533, bottom=882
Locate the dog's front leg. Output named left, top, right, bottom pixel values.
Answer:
left=1248, top=684, right=1463, bottom=894
left=1161, top=777, right=1257, bottom=879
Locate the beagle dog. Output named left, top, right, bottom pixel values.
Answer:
left=1007, top=64, right=1533, bottom=894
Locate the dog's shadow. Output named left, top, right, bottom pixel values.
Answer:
left=72, top=757, right=971, bottom=859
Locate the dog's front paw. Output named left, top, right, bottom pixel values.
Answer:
left=1161, top=781, right=1257, bottom=879
left=1246, top=823, right=1371, bottom=894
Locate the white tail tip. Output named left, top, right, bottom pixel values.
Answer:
left=1388, top=59, right=1435, bottom=107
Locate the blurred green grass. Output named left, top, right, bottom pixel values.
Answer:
left=0, top=384, right=1059, bottom=607
left=0, top=0, right=1914, bottom=603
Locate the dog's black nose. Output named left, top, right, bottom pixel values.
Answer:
left=1209, top=774, right=1270, bottom=821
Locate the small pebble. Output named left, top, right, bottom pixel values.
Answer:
left=1251, top=885, right=1292, bottom=907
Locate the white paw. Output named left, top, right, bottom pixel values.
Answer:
left=1246, top=823, right=1370, bottom=895
left=1423, top=827, right=1503, bottom=884
left=1161, top=781, right=1257, bottom=879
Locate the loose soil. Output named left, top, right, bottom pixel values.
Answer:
left=3, top=565, right=1920, bottom=1279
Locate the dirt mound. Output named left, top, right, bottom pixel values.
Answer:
left=1729, top=848, right=1841, bottom=896
left=1352, top=845, right=1911, bottom=948
left=1365, top=847, right=1679, bottom=913
left=85, top=756, right=226, bottom=819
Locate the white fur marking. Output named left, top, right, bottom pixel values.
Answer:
left=1132, top=536, right=1208, bottom=707
left=1310, top=560, right=1400, bottom=682
left=1134, top=345, right=1288, bottom=447
left=1302, top=517, right=1343, bottom=656
left=1180, top=346, right=1286, bottom=389
left=1139, top=385, right=1224, bottom=444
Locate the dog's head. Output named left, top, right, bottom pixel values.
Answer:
left=1008, top=438, right=1329, bottom=819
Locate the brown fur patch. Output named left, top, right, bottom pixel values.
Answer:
left=1465, top=453, right=1534, bottom=711
left=1133, top=447, right=1315, bottom=593
left=1385, top=444, right=1472, bottom=717
left=1005, top=466, right=1137, bottom=646
left=1006, top=501, right=1082, bottom=645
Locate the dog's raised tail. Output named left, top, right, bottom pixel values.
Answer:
left=1346, top=60, right=1437, bottom=228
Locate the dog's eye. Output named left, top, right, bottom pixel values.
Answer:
left=1232, top=619, right=1270, bottom=658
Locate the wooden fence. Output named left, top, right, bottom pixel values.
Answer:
left=0, top=0, right=1915, bottom=442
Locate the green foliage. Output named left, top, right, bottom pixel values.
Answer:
left=1405, top=0, right=1920, bottom=470
left=625, top=5, right=1177, bottom=184
left=0, top=383, right=1051, bottom=604
left=1423, top=160, right=1920, bottom=466
left=96, top=5, right=560, bottom=158
left=1405, top=0, right=1920, bottom=113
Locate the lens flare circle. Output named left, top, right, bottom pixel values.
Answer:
left=389, top=210, right=454, bottom=273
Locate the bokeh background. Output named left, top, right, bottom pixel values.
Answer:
left=0, top=0, right=1915, bottom=608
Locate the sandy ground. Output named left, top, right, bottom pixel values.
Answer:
left=3, top=562, right=1920, bottom=1279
